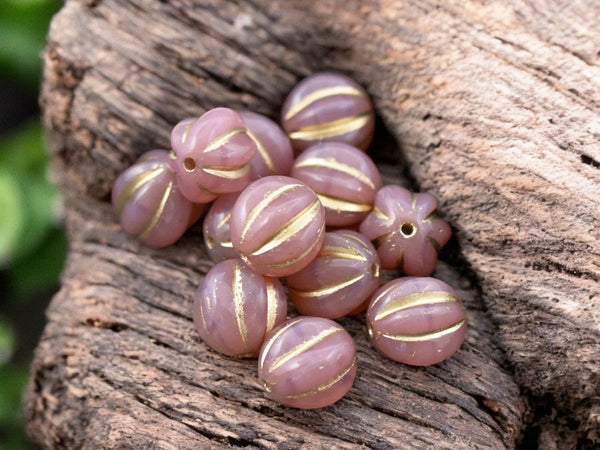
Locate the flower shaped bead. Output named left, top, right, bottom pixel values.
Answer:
left=169, top=108, right=257, bottom=203
left=359, top=185, right=451, bottom=276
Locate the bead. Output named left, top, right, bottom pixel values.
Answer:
left=238, top=110, right=294, bottom=180
left=359, top=185, right=451, bottom=276
left=286, top=230, right=380, bottom=319
left=111, top=150, right=198, bottom=248
left=366, top=277, right=467, bottom=366
left=193, top=259, right=287, bottom=358
left=230, top=175, right=325, bottom=277
left=169, top=108, right=257, bottom=203
left=291, top=142, right=382, bottom=227
left=281, top=72, right=375, bottom=153
left=258, top=316, right=357, bottom=409
left=202, top=192, right=240, bottom=262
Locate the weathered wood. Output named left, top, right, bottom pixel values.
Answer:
left=27, top=0, right=599, bottom=448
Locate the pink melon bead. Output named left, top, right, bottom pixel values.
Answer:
left=169, top=108, right=257, bottom=203
left=366, top=277, right=467, bottom=366
left=291, top=142, right=382, bottom=227
left=286, top=230, right=381, bottom=319
left=202, top=192, right=240, bottom=262
left=193, top=259, right=287, bottom=358
left=111, top=150, right=198, bottom=248
left=230, top=176, right=325, bottom=277
left=359, top=185, right=452, bottom=276
left=258, top=316, right=357, bottom=409
left=238, top=110, right=294, bottom=180
left=281, top=72, right=375, bottom=153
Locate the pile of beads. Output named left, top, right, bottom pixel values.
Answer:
left=112, top=72, right=467, bottom=409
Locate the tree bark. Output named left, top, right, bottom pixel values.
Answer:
left=27, top=0, right=599, bottom=448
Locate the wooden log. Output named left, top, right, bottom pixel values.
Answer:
left=26, top=0, right=599, bottom=448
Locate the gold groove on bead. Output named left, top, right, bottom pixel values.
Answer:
left=410, top=192, right=417, bottom=210
left=289, top=273, right=365, bottom=300
left=259, top=318, right=303, bottom=370
left=138, top=180, right=174, bottom=239
left=372, top=206, right=392, bottom=221
left=262, top=229, right=324, bottom=270
left=240, top=183, right=304, bottom=241
left=202, top=164, right=250, bottom=180
left=289, top=113, right=371, bottom=141
left=427, top=236, right=441, bottom=254
left=293, top=157, right=376, bottom=189
left=268, top=326, right=343, bottom=373
left=283, top=356, right=357, bottom=399
left=217, top=211, right=232, bottom=230
left=195, top=182, right=218, bottom=197
left=380, top=319, right=465, bottom=342
left=284, top=85, right=364, bottom=121
left=250, top=200, right=322, bottom=256
left=368, top=281, right=401, bottom=312
left=116, top=167, right=164, bottom=214
left=422, top=209, right=439, bottom=223
left=232, top=262, right=248, bottom=345
left=181, top=120, right=197, bottom=143
left=319, top=245, right=366, bottom=262
left=246, top=128, right=276, bottom=173
left=264, top=277, right=279, bottom=335
left=202, top=127, right=246, bottom=153
left=374, top=292, right=460, bottom=322
left=317, top=193, right=372, bottom=213
left=220, top=240, right=233, bottom=248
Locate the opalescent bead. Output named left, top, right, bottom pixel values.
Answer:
left=366, top=277, right=467, bottom=366
left=281, top=72, right=375, bottom=153
left=258, top=316, right=357, bottom=409
left=111, top=150, right=198, bottom=248
left=291, top=142, right=382, bottom=227
left=238, top=110, right=294, bottom=180
left=359, top=185, right=451, bottom=276
left=202, top=192, right=240, bottom=262
left=230, top=176, right=325, bottom=277
left=193, top=259, right=287, bottom=358
left=169, top=108, right=257, bottom=203
left=286, top=230, right=380, bottom=319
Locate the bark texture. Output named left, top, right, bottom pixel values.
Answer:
left=27, top=0, right=599, bottom=448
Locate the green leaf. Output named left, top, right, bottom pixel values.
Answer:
left=0, top=168, right=25, bottom=266
left=0, top=364, right=28, bottom=426
left=0, top=318, right=16, bottom=365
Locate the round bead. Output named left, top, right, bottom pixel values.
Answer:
left=291, top=142, right=382, bottom=227
left=359, top=185, right=452, bottom=276
left=366, top=277, right=467, bottom=366
left=281, top=72, right=375, bottom=153
left=230, top=176, right=325, bottom=277
left=238, top=110, right=294, bottom=180
left=111, top=150, right=197, bottom=248
left=193, top=259, right=287, bottom=358
left=258, top=316, right=357, bottom=409
left=169, top=108, right=257, bottom=203
left=286, top=230, right=380, bottom=319
left=202, top=192, right=240, bottom=262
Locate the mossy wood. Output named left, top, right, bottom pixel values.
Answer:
left=26, top=0, right=599, bottom=448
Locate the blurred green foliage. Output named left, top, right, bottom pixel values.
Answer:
left=0, top=0, right=63, bottom=448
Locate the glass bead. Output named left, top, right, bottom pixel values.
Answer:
left=286, top=230, right=380, bottom=319
left=366, top=277, right=467, bottom=366
left=202, top=192, right=240, bottom=262
left=193, top=259, right=287, bottom=358
left=258, top=316, right=357, bottom=409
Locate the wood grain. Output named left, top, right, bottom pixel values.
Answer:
left=27, top=0, right=599, bottom=448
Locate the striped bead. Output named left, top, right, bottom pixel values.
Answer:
left=230, top=176, right=325, bottom=277
left=366, top=277, right=467, bottom=366
left=258, top=316, right=357, bottom=409
left=111, top=150, right=199, bottom=248
left=238, top=110, right=294, bottom=180
left=286, top=230, right=380, bottom=319
left=193, top=259, right=287, bottom=358
left=169, top=108, right=257, bottom=203
left=281, top=72, right=375, bottom=153
left=291, top=142, right=382, bottom=226
left=359, top=185, right=452, bottom=276
left=202, top=192, right=240, bottom=262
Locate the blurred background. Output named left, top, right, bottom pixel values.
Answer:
left=0, top=1, right=64, bottom=448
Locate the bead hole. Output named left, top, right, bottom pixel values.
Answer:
left=400, top=222, right=416, bottom=238
left=183, top=157, right=196, bottom=172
